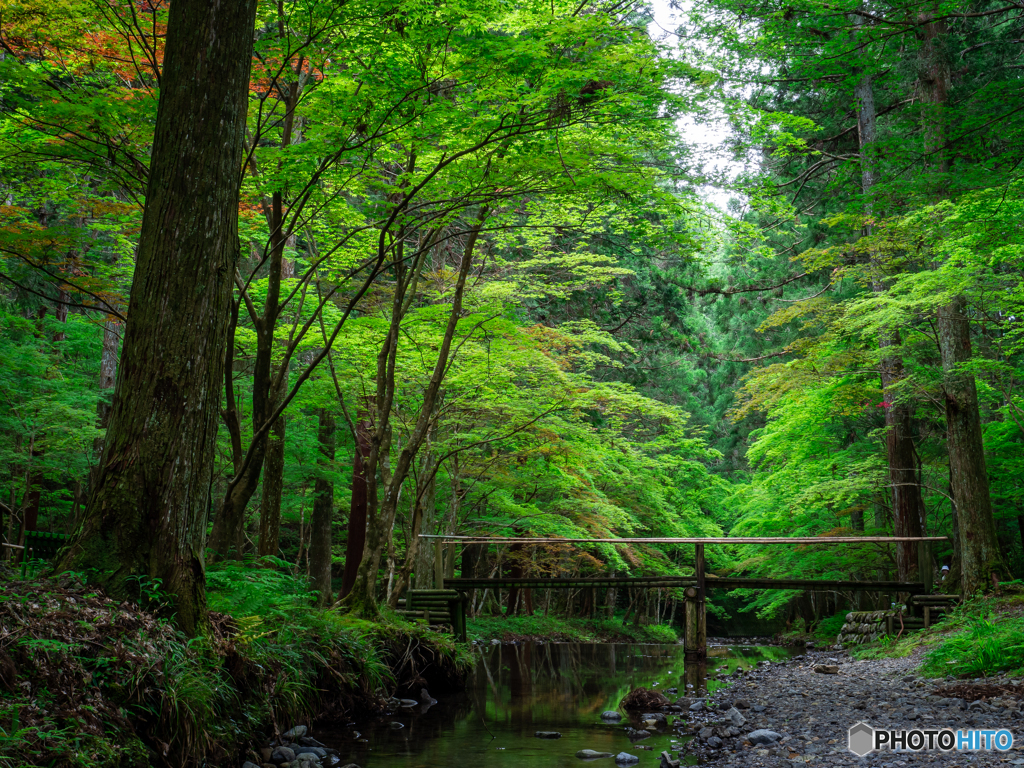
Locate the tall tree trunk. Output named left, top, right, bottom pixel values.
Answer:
left=918, top=13, right=1006, bottom=593
left=939, top=297, right=1006, bottom=591
left=257, top=254, right=295, bottom=557
left=309, top=409, right=335, bottom=606
left=854, top=60, right=924, bottom=579
left=54, top=0, right=259, bottom=635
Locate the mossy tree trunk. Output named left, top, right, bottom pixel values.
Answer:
left=54, top=0, right=259, bottom=636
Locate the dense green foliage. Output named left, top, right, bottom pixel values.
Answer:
left=0, top=0, right=1021, bottom=635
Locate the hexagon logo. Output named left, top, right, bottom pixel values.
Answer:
left=848, top=722, right=875, bottom=756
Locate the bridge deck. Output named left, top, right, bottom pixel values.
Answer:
left=444, top=576, right=927, bottom=592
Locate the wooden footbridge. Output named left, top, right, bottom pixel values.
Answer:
left=404, top=535, right=949, bottom=654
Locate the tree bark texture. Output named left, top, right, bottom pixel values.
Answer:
left=54, top=0, right=259, bottom=635
left=309, top=409, right=335, bottom=606
left=938, top=297, right=1006, bottom=592
left=918, top=13, right=1006, bottom=592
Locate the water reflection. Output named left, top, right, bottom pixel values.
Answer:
left=323, top=642, right=793, bottom=768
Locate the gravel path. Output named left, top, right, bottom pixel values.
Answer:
left=676, top=648, right=1023, bottom=768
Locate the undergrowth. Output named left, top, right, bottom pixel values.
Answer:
left=468, top=612, right=680, bottom=643
left=0, top=561, right=469, bottom=768
left=850, top=587, right=1024, bottom=678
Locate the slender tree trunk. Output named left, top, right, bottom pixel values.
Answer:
left=309, top=409, right=335, bottom=606
left=339, top=417, right=371, bottom=598
left=386, top=445, right=436, bottom=607
left=258, top=412, right=286, bottom=558
left=257, top=255, right=295, bottom=557
left=344, top=212, right=487, bottom=614
left=54, top=0, right=259, bottom=635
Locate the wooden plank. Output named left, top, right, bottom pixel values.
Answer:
left=444, top=577, right=928, bottom=592
left=422, top=535, right=949, bottom=544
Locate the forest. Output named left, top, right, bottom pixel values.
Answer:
left=0, top=0, right=1022, bottom=636
left=4, top=0, right=1024, bottom=764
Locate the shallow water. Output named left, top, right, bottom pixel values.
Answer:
left=325, top=641, right=794, bottom=767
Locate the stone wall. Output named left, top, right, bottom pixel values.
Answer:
left=836, top=610, right=893, bottom=645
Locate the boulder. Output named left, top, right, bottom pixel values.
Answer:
left=746, top=729, right=782, bottom=745
left=725, top=707, right=746, bottom=727
left=640, top=712, right=667, bottom=726
left=688, top=701, right=704, bottom=712
left=706, top=736, right=723, bottom=749
left=243, top=762, right=262, bottom=768
left=615, top=754, right=640, bottom=765
left=600, top=711, right=623, bottom=722
left=535, top=731, right=562, bottom=739
left=576, top=750, right=615, bottom=759
left=271, top=746, right=296, bottom=764
left=283, top=725, right=308, bottom=740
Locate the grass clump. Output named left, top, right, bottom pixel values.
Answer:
left=920, top=614, right=1024, bottom=678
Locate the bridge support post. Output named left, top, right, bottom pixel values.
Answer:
left=683, top=586, right=705, bottom=659
left=696, top=543, right=706, bottom=655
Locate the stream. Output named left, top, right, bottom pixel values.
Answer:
left=324, top=641, right=796, bottom=767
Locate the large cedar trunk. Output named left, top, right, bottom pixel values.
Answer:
left=309, top=409, right=335, bottom=606
left=54, top=0, right=259, bottom=635
left=938, top=297, right=1006, bottom=592
left=918, top=15, right=1006, bottom=593
left=854, top=64, right=924, bottom=579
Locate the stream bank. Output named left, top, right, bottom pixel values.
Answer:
left=0, top=571, right=471, bottom=768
